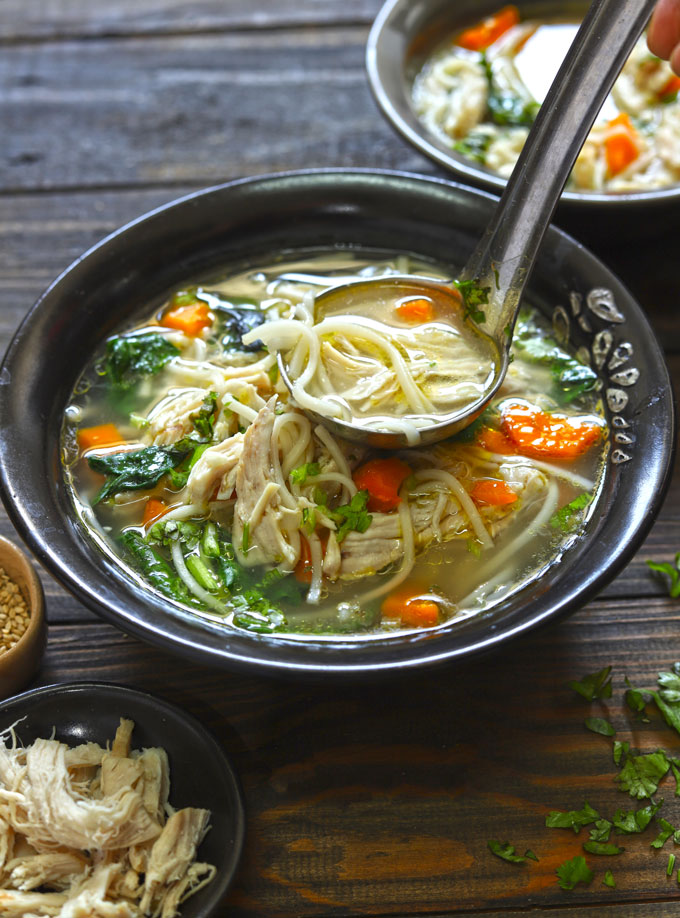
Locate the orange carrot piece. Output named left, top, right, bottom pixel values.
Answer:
left=142, top=497, right=169, bottom=527
left=476, top=427, right=517, bottom=455
left=294, top=537, right=313, bottom=583
left=500, top=402, right=602, bottom=459
left=160, top=301, right=212, bottom=336
left=381, top=583, right=440, bottom=628
left=457, top=5, right=520, bottom=51
left=660, top=73, right=680, bottom=99
left=470, top=478, right=518, bottom=506
left=395, top=297, right=435, bottom=323
left=77, top=423, right=126, bottom=453
left=353, top=457, right=412, bottom=512
left=604, top=113, right=640, bottom=176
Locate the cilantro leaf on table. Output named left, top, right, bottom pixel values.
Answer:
left=615, top=750, right=670, bottom=798
left=646, top=553, right=680, bottom=598
left=652, top=665, right=680, bottom=736
left=613, top=801, right=661, bottom=834
left=583, top=841, right=624, bottom=855
left=625, top=677, right=650, bottom=722
left=585, top=717, right=616, bottom=736
left=545, top=802, right=599, bottom=832
left=613, top=741, right=630, bottom=767
left=569, top=666, right=613, bottom=701
left=589, top=819, right=613, bottom=843
left=671, top=761, right=680, bottom=796
left=603, top=869, right=616, bottom=888
left=651, top=817, right=676, bottom=849
left=102, top=332, right=180, bottom=390
left=556, top=855, right=594, bottom=890
left=487, top=840, right=529, bottom=864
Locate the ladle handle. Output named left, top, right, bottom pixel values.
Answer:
left=462, top=0, right=658, bottom=340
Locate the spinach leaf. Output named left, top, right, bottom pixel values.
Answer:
left=482, top=56, right=540, bottom=127
left=120, top=530, right=188, bottom=602
left=103, top=333, right=180, bottom=390
left=513, top=310, right=598, bottom=403
left=199, top=292, right=267, bottom=352
left=88, top=443, right=192, bottom=504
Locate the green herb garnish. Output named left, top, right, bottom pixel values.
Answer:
left=102, top=332, right=180, bottom=390
left=569, top=665, right=612, bottom=701
left=556, top=855, right=593, bottom=890
left=647, top=553, right=680, bottom=598
left=550, top=493, right=592, bottom=533
left=290, top=462, right=321, bottom=485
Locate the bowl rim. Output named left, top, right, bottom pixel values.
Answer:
left=365, top=0, right=680, bottom=210
left=0, top=680, right=247, bottom=912
left=0, top=168, right=675, bottom=677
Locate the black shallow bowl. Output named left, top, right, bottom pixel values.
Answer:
left=0, top=682, right=245, bottom=915
left=366, top=0, right=680, bottom=237
left=0, top=170, right=674, bottom=677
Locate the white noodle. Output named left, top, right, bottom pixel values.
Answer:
left=306, top=533, right=324, bottom=604
left=413, top=469, right=493, bottom=549
left=359, top=498, right=417, bottom=603
left=170, top=541, right=229, bottom=615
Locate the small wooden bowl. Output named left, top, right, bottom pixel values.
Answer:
left=0, top=535, right=46, bottom=698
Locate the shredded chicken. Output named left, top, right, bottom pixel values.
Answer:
left=0, top=719, right=216, bottom=918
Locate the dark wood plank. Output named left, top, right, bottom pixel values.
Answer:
left=0, top=29, right=433, bottom=194
left=22, top=599, right=680, bottom=916
left=1, top=0, right=384, bottom=41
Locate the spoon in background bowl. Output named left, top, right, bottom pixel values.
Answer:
left=269, top=0, right=657, bottom=448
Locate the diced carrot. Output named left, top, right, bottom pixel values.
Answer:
left=500, top=402, right=602, bottom=459
left=294, top=537, right=313, bottom=583
left=77, top=423, right=126, bottom=453
left=142, top=497, right=169, bottom=527
left=660, top=73, right=680, bottom=99
left=381, top=582, right=440, bottom=628
left=476, top=427, right=517, bottom=455
left=604, top=113, right=640, bottom=176
left=457, top=5, right=520, bottom=51
left=395, top=296, right=435, bottom=323
left=353, top=457, right=412, bottom=512
left=470, top=478, right=518, bottom=506
left=160, top=301, right=212, bottom=336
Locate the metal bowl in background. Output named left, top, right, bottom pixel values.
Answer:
left=0, top=170, right=674, bottom=678
left=366, top=0, right=680, bottom=238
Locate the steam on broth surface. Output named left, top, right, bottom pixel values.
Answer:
left=412, top=5, right=680, bottom=193
left=62, top=252, right=607, bottom=638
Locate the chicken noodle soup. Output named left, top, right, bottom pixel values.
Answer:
left=62, top=252, right=607, bottom=637
left=412, top=5, right=680, bottom=192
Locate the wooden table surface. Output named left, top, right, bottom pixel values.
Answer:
left=2, top=3, right=680, bottom=915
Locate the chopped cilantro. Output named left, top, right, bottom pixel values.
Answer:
left=651, top=817, right=676, bottom=849
left=647, top=553, right=680, bottom=597
left=301, top=507, right=317, bottom=535
left=192, top=391, right=218, bottom=440
left=550, top=493, right=592, bottom=533
left=452, top=277, right=489, bottom=324
left=613, top=801, right=661, bottom=834
left=325, top=490, right=373, bottom=543
left=556, top=854, right=593, bottom=890
left=524, top=849, right=539, bottom=861
left=589, top=819, right=612, bottom=843
left=583, top=841, right=624, bottom=855
left=615, top=750, right=670, bottom=799
left=625, top=677, right=650, bottom=721
left=669, top=853, right=676, bottom=876
left=658, top=664, right=680, bottom=702
left=569, top=665, right=613, bottom=701
left=290, top=462, right=321, bottom=485
left=545, top=802, right=599, bottom=833
left=242, top=521, right=250, bottom=554
left=453, top=130, right=492, bottom=163
left=482, top=54, right=540, bottom=127
left=613, top=740, right=629, bottom=767
left=603, top=869, right=616, bottom=888
left=487, top=840, right=528, bottom=864
left=671, top=761, right=680, bottom=796
left=585, top=716, right=616, bottom=736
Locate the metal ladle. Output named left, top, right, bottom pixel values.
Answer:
left=277, top=0, right=657, bottom=448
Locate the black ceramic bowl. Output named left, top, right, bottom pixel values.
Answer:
left=366, top=0, right=680, bottom=234
left=0, top=682, right=245, bottom=915
left=0, top=170, right=674, bottom=677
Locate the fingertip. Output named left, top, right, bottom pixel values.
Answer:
left=648, top=0, right=680, bottom=60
